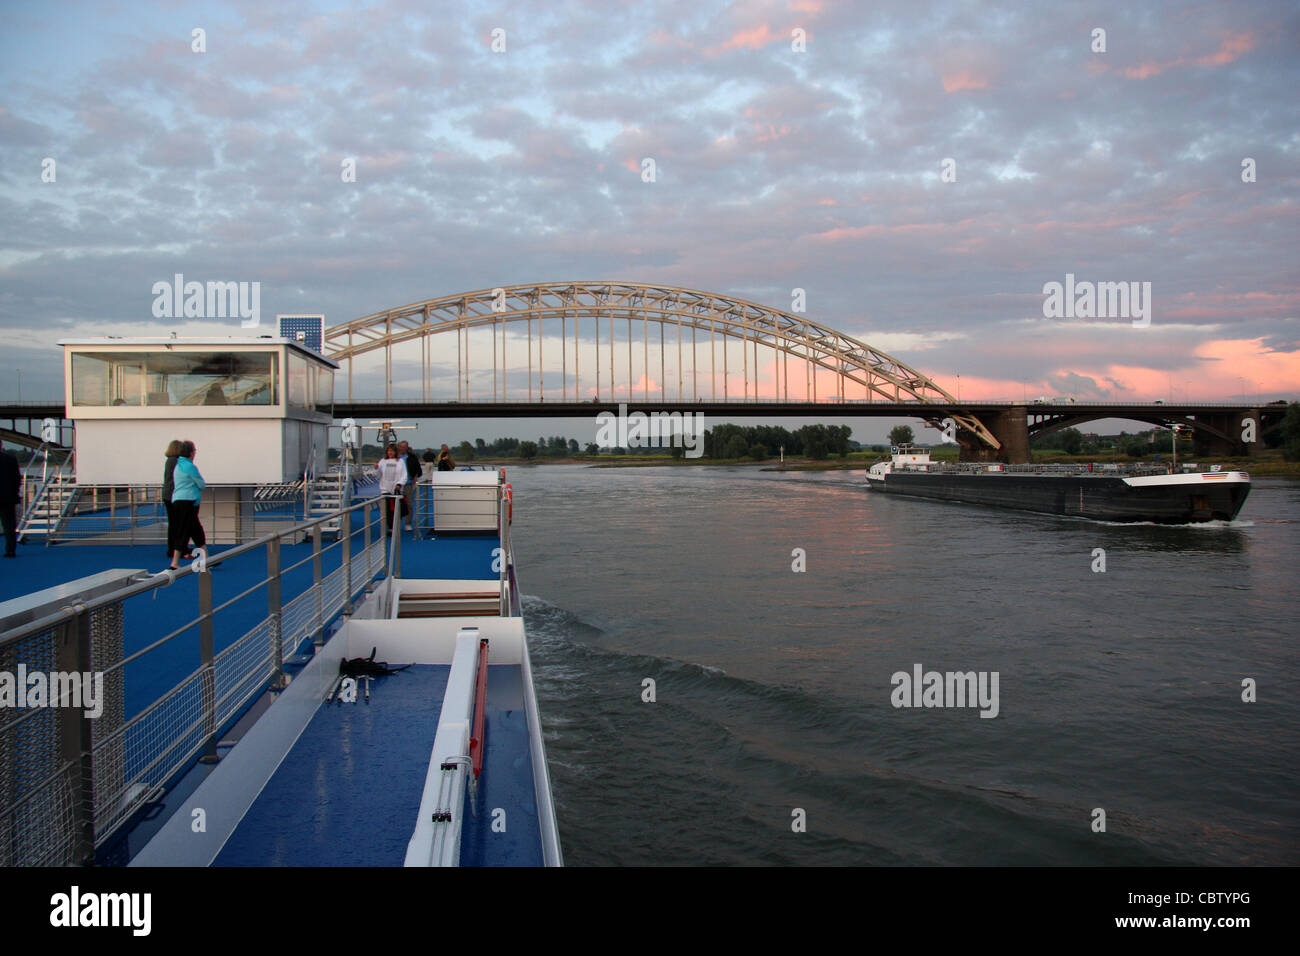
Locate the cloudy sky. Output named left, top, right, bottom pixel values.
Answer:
left=1, top=0, right=1297, bottom=445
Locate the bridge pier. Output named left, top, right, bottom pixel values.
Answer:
left=959, top=406, right=1030, bottom=464
left=1193, top=409, right=1260, bottom=458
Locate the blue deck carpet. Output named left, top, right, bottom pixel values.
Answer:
left=214, top=664, right=450, bottom=866
left=214, top=664, right=542, bottom=866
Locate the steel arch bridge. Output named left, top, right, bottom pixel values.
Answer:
left=323, top=281, right=1001, bottom=451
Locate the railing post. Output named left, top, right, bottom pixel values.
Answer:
left=198, top=568, right=218, bottom=763
left=499, top=497, right=507, bottom=616
left=342, top=507, right=354, bottom=615
left=393, top=499, right=402, bottom=578
left=420, top=480, right=431, bottom=537
left=312, top=523, right=324, bottom=647
left=364, top=500, right=373, bottom=576
left=58, top=608, right=96, bottom=865
left=268, top=535, right=286, bottom=690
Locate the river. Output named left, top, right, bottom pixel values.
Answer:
left=509, top=464, right=1299, bottom=865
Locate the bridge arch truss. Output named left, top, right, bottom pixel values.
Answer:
left=323, top=281, right=999, bottom=449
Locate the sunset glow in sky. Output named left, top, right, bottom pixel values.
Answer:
left=1, top=0, right=1297, bottom=443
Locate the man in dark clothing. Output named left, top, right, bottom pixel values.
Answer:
left=0, top=447, right=21, bottom=557
left=397, top=440, right=422, bottom=531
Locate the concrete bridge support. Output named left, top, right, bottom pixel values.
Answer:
left=1194, top=409, right=1261, bottom=458
left=959, top=406, right=1029, bottom=464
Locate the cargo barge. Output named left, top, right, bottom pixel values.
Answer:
left=865, top=447, right=1250, bottom=523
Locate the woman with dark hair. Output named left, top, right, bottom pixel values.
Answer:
left=374, top=443, right=405, bottom=533
left=169, top=440, right=206, bottom=569
left=162, top=439, right=184, bottom=559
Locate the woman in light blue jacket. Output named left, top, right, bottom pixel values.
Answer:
left=170, top=440, right=206, bottom=569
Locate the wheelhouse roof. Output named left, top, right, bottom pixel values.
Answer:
left=57, top=336, right=340, bottom=369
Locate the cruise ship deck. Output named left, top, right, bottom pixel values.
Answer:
left=0, top=472, right=560, bottom=868
left=209, top=658, right=543, bottom=867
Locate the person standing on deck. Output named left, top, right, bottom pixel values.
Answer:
left=170, top=440, right=206, bottom=570
left=374, top=444, right=405, bottom=534
left=0, top=446, right=20, bottom=558
left=162, top=439, right=186, bottom=560
left=397, top=440, right=422, bottom=532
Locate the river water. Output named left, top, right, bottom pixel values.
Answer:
left=509, top=464, right=1298, bottom=866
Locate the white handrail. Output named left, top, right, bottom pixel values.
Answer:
left=405, top=628, right=482, bottom=867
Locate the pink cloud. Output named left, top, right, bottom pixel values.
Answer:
left=1122, top=62, right=1166, bottom=80
left=705, top=23, right=786, bottom=55
left=753, top=123, right=792, bottom=143
left=1162, top=289, right=1300, bottom=321
left=809, top=220, right=971, bottom=243
left=940, top=71, right=989, bottom=93
left=1197, top=31, right=1256, bottom=66
left=1121, top=30, right=1256, bottom=79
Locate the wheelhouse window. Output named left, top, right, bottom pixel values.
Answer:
left=314, top=366, right=334, bottom=414
left=70, top=351, right=279, bottom=406
left=288, top=352, right=308, bottom=409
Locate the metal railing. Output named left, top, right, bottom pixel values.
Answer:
left=889, top=461, right=1180, bottom=477
left=23, top=482, right=344, bottom=544
left=26, top=485, right=166, bottom=545
left=498, top=492, right=514, bottom=617
left=302, top=438, right=318, bottom=522
left=331, top=397, right=1270, bottom=408
left=17, top=444, right=74, bottom=534
left=0, top=496, right=393, bottom=866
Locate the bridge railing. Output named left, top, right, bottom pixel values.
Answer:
left=0, top=496, right=391, bottom=866
left=331, top=397, right=1263, bottom=408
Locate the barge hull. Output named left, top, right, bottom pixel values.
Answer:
left=870, top=473, right=1249, bottom=523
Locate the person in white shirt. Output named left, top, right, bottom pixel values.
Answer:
left=374, top=444, right=406, bottom=534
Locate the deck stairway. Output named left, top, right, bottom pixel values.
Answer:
left=395, top=587, right=501, bottom=619
left=18, top=470, right=82, bottom=539
left=308, top=469, right=351, bottom=534
left=252, top=479, right=305, bottom=511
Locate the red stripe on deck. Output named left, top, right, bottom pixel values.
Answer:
left=469, top=638, right=489, bottom=779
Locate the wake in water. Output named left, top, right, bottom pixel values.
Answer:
left=518, top=594, right=1197, bottom=865
left=1089, top=517, right=1255, bottom=529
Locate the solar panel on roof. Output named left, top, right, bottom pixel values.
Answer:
left=277, top=314, right=324, bottom=353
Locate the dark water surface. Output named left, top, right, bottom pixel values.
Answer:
left=510, top=464, right=1298, bottom=866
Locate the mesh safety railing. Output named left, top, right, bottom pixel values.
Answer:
left=0, top=496, right=391, bottom=865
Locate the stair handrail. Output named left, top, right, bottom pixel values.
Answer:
left=302, top=438, right=318, bottom=520
left=17, top=443, right=73, bottom=533
left=383, top=490, right=402, bottom=616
